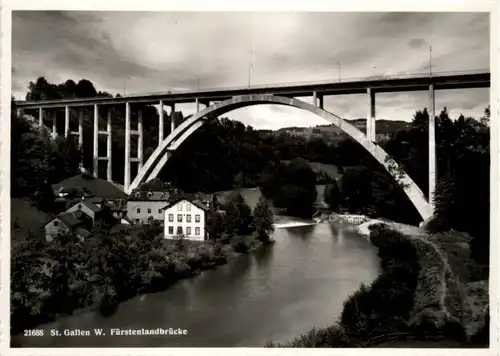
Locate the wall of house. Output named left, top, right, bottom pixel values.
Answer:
left=127, top=201, right=168, bottom=223
left=45, top=219, right=70, bottom=242
left=163, top=200, right=207, bottom=241
left=66, top=203, right=96, bottom=221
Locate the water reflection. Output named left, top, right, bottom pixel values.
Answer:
left=329, top=224, right=345, bottom=246
left=286, top=224, right=315, bottom=240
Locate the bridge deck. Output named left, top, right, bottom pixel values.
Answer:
left=15, top=71, right=490, bottom=109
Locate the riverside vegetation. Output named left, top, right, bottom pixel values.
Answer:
left=11, top=192, right=275, bottom=335
left=12, top=77, right=490, bottom=346
left=266, top=225, right=487, bottom=347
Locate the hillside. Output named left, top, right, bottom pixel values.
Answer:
left=11, top=198, right=50, bottom=236
left=272, top=118, right=410, bottom=143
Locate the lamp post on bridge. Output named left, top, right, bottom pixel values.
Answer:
left=429, top=45, right=433, bottom=77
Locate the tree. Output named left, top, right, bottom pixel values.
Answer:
left=206, top=211, right=225, bottom=240
left=222, top=192, right=255, bottom=236
left=259, top=158, right=317, bottom=218
left=253, top=196, right=274, bottom=243
left=340, top=166, right=374, bottom=215
left=324, top=181, right=341, bottom=211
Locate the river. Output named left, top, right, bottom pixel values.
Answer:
left=12, top=187, right=381, bottom=348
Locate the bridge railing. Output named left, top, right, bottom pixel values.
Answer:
left=15, top=68, right=489, bottom=105
left=118, top=68, right=490, bottom=98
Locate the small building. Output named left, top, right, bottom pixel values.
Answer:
left=43, top=200, right=107, bottom=241
left=161, top=197, right=210, bottom=241
left=44, top=211, right=92, bottom=242
left=127, top=178, right=178, bottom=224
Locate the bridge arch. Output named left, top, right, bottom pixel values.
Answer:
left=129, top=94, right=433, bottom=221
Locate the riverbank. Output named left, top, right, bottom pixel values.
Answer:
left=11, top=228, right=271, bottom=336
left=267, top=221, right=489, bottom=348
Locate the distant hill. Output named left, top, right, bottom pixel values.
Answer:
left=267, top=118, right=410, bottom=142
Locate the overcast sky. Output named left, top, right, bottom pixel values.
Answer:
left=12, top=11, right=490, bottom=129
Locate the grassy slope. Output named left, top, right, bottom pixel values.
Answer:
left=11, top=198, right=50, bottom=235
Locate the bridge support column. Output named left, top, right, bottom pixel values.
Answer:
left=51, top=111, right=57, bottom=139
left=38, top=107, right=43, bottom=133
left=428, top=84, right=436, bottom=210
left=64, top=106, right=70, bottom=138
left=78, top=109, right=83, bottom=148
left=318, top=94, right=324, bottom=109
left=93, top=104, right=99, bottom=178
left=159, top=100, right=164, bottom=143
left=138, top=107, right=144, bottom=169
left=366, top=88, right=376, bottom=142
left=170, top=103, right=176, bottom=132
left=107, top=109, right=112, bottom=182
left=124, top=102, right=131, bottom=192
left=313, top=91, right=318, bottom=107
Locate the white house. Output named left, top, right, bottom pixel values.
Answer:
left=161, top=197, right=210, bottom=241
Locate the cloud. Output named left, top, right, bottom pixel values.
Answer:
left=11, top=11, right=490, bottom=129
left=408, top=38, right=428, bottom=49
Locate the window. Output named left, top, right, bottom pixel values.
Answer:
left=186, top=215, right=191, bottom=223
left=77, top=204, right=82, bottom=210
left=158, top=209, right=162, bottom=214
left=195, top=227, right=200, bottom=235
left=135, top=192, right=141, bottom=198
left=186, top=227, right=191, bottom=235
left=135, top=219, right=140, bottom=224
left=177, top=203, right=183, bottom=211
left=177, top=226, right=183, bottom=235
left=177, top=214, right=182, bottom=222
left=168, top=214, right=174, bottom=222
left=195, top=214, right=200, bottom=223
left=147, top=208, right=151, bottom=214
left=147, top=192, right=153, bottom=198
left=168, top=226, right=174, bottom=235
left=186, top=204, right=191, bottom=211
left=137, top=208, right=141, bottom=214
left=54, top=220, right=59, bottom=227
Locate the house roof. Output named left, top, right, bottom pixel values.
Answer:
left=132, top=178, right=174, bottom=192
left=160, top=196, right=210, bottom=212
left=58, top=212, right=84, bottom=228
left=128, top=190, right=171, bottom=201
left=74, top=227, right=92, bottom=238
left=68, top=200, right=102, bottom=214
left=52, top=174, right=128, bottom=199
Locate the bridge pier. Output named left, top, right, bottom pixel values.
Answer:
left=170, top=103, right=176, bottom=132
left=64, top=106, right=70, bottom=137
left=107, top=109, right=112, bottom=182
left=78, top=109, right=83, bottom=148
left=318, top=94, right=324, bottom=109
left=124, top=102, right=131, bottom=192
left=138, top=107, right=144, bottom=169
left=38, top=107, right=43, bottom=132
left=93, top=104, right=99, bottom=178
left=366, top=88, right=376, bottom=142
left=51, top=111, right=57, bottom=139
left=159, top=100, right=164, bottom=143
left=428, top=84, right=436, bottom=210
